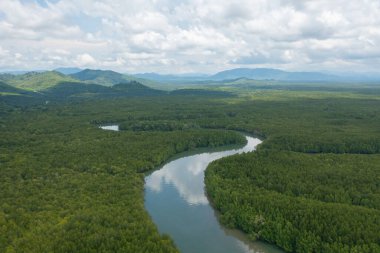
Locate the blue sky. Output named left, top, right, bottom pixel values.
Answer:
left=0, top=0, right=380, bottom=74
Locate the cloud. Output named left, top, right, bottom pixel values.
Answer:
left=0, top=0, right=380, bottom=73
left=145, top=137, right=261, bottom=206
left=0, top=46, right=9, bottom=57
left=74, top=53, right=97, bottom=66
left=232, top=51, right=289, bottom=65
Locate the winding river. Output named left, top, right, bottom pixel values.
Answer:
left=100, top=125, right=282, bottom=253
left=145, top=136, right=284, bottom=253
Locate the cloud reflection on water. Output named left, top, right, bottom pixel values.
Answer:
left=146, top=137, right=262, bottom=205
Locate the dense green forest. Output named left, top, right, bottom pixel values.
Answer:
left=0, top=96, right=248, bottom=252
left=1, top=79, right=380, bottom=252
left=202, top=93, right=380, bottom=252
left=0, top=71, right=77, bottom=91
left=206, top=151, right=380, bottom=252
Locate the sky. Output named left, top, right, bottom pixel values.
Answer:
left=0, top=0, right=380, bottom=74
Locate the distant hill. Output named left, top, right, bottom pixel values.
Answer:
left=71, top=69, right=161, bottom=88
left=43, top=82, right=118, bottom=99
left=210, top=68, right=337, bottom=81
left=41, top=80, right=164, bottom=99
left=70, top=69, right=128, bottom=86
left=134, top=73, right=207, bottom=83
left=0, top=71, right=78, bottom=91
left=113, top=81, right=165, bottom=95
left=1, top=79, right=166, bottom=107
left=0, top=81, right=45, bottom=107
left=133, top=68, right=337, bottom=83
left=54, top=67, right=83, bottom=75
left=0, top=81, right=37, bottom=95
left=71, top=69, right=149, bottom=86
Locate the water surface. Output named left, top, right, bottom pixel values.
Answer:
left=99, top=125, right=119, bottom=131
left=145, top=136, right=284, bottom=253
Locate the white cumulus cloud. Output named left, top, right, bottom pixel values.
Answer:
left=0, top=0, right=379, bottom=73
left=74, top=53, right=97, bottom=66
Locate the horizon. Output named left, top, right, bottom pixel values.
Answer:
left=1, top=0, right=380, bottom=74
left=2, top=67, right=380, bottom=79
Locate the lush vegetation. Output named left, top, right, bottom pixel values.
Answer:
left=206, top=151, right=380, bottom=252
left=70, top=69, right=158, bottom=88
left=44, top=81, right=164, bottom=100
left=0, top=97, right=246, bottom=253
left=202, top=92, right=380, bottom=252
left=0, top=69, right=158, bottom=92
left=1, top=77, right=380, bottom=252
left=0, top=71, right=78, bottom=91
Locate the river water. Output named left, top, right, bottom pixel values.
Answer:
left=144, top=136, right=284, bottom=253
left=100, top=125, right=119, bottom=131
left=98, top=124, right=282, bottom=253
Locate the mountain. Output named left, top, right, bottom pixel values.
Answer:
left=210, top=68, right=337, bottom=81
left=113, top=81, right=164, bottom=94
left=0, top=81, right=37, bottom=95
left=54, top=67, right=83, bottom=75
left=44, top=82, right=118, bottom=98
left=70, top=69, right=162, bottom=88
left=1, top=78, right=166, bottom=107
left=71, top=69, right=143, bottom=87
left=134, top=69, right=338, bottom=83
left=0, top=71, right=78, bottom=91
left=113, top=81, right=145, bottom=90
left=43, top=80, right=164, bottom=99
left=70, top=69, right=126, bottom=86
left=133, top=73, right=207, bottom=83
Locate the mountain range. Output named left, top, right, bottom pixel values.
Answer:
left=134, top=68, right=337, bottom=82
left=1, top=67, right=380, bottom=104
left=54, top=67, right=83, bottom=75
left=0, top=69, right=159, bottom=91
left=71, top=69, right=135, bottom=86
left=0, top=69, right=232, bottom=106
left=3, top=67, right=380, bottom=86
left=0, top=69, right=165, bottom=105
left=208, top=68, right=337, bottom=81
left=0, top=71, right=77, bottom=90
left=135, top=68, right=380, bottom=83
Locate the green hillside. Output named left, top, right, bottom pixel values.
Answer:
left=70, top=69, right=127, bottom=86
left=112, top=81, right=165, bottom=95
left=43, top=81, right=164, bottom=99
left=70, top=69, right=162, bottom=88
left=0, top=81, right=29, bottom=95
left=0, top=71, right=78, bottom=91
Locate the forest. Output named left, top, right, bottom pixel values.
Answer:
left=1, top=93, right=249, bottom=252
left=1, top=83, right=380, bottom=252
left=206, top=151, right=380, bottom=252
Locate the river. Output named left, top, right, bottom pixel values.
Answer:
left=99, top=125, right=282, bottom=253
left=144, top=136, right=284, bottom=253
